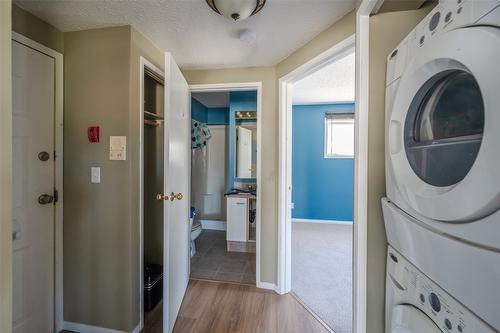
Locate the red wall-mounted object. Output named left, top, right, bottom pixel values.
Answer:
left=88, top=126, right=100, bottom=143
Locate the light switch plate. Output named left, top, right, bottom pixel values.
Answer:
left=91, top=167, right=101, bottom=183
left=109, top=136, right=126, bottom=160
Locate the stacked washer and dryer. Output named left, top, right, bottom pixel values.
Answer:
left=383, top=1, right=500, bottom=332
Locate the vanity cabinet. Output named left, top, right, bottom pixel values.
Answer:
left=226, top=197, right=248, bottom=242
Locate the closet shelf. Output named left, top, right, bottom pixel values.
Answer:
left=144, top=110, right=164, bottom=120
left=144, top=119, right=162, bottom=127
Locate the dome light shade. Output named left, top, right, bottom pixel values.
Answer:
left=206, top=0, right=266, bottom=21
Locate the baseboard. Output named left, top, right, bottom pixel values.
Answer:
left=257, top=281, right=278, bottom=292
left=292, top=218, right=353, bottom=225
left=200, top=219, right=226, bottom=231
left=62, top=321, right=140, bottom=333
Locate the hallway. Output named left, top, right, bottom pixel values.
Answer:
left=140, top=279, right=330, bottom=333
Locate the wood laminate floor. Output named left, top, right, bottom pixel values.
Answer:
left=62, top=279, right=330, bottom=333
left=154, top=279, right=329, bottom=333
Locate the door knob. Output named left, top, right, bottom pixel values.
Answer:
left=170, top=192, right=183, bottom=201
left=156, top=193, right=166, bottom=201
left=38, top=194, right=54, bottom=205
left=156, top=192, right=183, bottom=201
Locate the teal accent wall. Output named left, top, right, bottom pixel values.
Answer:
left=292, top=103, right=354, bottom=221
left=191, top=98, right=207, bottom=122
left=207, top=107, right=229, bottom=125
left=191, top=98, right=229, bottom=125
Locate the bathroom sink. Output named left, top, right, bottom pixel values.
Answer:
left=225, top=189, right=256, bottom=196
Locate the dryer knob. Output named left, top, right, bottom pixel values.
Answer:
left=429, top=292, right=441, bottom=312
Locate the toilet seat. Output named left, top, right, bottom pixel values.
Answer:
left=191, top=220, right=202, bottom=231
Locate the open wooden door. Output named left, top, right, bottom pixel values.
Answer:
left=161, top=53, right=190, bottom=332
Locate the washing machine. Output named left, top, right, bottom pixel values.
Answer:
left=383, top=0, right=500, bottom=331
left=385, top=246, right=495, bottom=333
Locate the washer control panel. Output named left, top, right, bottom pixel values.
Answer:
left=387, top=246, right=496, bottom=333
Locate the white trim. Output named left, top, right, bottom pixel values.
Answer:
left=11, top=32, right=65, bottom=333
left=62, top=321, right=141, bottom=333
left=138, top=57, right=164, bottom=333
left=256, top=282, right=278, bottom=292
left=277, top=31, right=374, bottom=333
left=292, top=218, right=353, bottom=225
left=199, top=219, right=227, bottom=231
left=189, top=82, right=263, bottom=288
left=278, top=34, right=356, bottom=294
left=352, top=1, right=380, bottom=332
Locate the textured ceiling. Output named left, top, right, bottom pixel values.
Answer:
left=192, top=91, right=229, bottom=108
left=292, top=50, right=355, bottom=105
left=14, top=0, right=356, bottom=69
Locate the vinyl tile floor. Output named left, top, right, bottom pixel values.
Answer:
left=190, top=230, right=256, bottom=285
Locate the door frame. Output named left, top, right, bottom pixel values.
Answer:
left=138, top=56, right=165, bottom=332
left=11, top=32, right=64, bottom=332
left=189, top=82, right=263, bottom=287
left=277, top=33, right=369, bottom=329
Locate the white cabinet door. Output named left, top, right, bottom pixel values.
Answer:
left=226, top=197, right=248, bottom=242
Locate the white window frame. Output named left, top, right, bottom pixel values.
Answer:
left=324, top=112, right=355, bottom=158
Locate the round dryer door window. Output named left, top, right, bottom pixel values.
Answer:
left=388, top=26, right=500, bottom=222
left=405, top=70, right=484, bottom=187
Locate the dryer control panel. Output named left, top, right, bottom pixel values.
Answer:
left=386, top=0, right=500, bottom=86
left=387, top=246, right=496, bottom=333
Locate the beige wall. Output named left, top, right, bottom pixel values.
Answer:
left=276, top=10, right=355, bottom=77
left=64, top=26, right=134, bottom=331
left=12, top=4, right=64, bottom=53
left=0, top=2, right=13, bottom=333
left=183, top=67, right=278, bottom=283
left=367, top=4, right=435, bottom=332
left=64, top=25, right=163, bottom=331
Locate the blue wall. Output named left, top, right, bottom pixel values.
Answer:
left=292, top=103, right=354, bottom=221
left=228, top=91, right=257, bottom=188
left=191, top=98, right=229, bottom=125
left=192, top=98, right=208, bottom=123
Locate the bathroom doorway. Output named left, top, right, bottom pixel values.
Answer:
left=140, top=59, right=165, bottom=332
left=279, top=40, right=355, bottom=333
left=188, top=84, right=262, bottom=286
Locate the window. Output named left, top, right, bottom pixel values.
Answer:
left=324, top=113, right=354, bottom=158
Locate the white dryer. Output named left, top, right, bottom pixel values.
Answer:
left=385, top=0, right=500, bottom=248
left=385, top=246, right=495, bottom=333
left=384, top=0, right=500, bottom=331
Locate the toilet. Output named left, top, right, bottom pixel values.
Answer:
left=190, top=207, right=202, bottom=257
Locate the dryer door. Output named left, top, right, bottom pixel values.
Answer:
left=389, top=26, right=500, bottom=221
left=391, top=305, right=442, bottom=333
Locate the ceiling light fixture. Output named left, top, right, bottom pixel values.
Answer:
left=206, top=0, right=266, bottom=21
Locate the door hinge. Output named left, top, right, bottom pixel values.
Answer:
left=54, top=189, right=59, bottom=204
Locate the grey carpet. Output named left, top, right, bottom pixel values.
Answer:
left=292, top=222, right=352, bottom=333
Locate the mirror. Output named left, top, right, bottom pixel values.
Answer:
left=235, top=111, right=257, bottom=179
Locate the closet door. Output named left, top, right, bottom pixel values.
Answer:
left=161, top=53, right=190, bottom=333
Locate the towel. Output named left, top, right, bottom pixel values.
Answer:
left=191, top=120, right=211, bottom=149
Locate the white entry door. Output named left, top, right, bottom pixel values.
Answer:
left=12, top=40, right=55, bottom=333
left=162, top=53, right=190, bottom=333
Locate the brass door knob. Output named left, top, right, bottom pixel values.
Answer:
left=156, top=192, right=183, bottom=201
left=156, top=193, right=166, bottom=201
left=169, top=192, right=183, bottom=201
